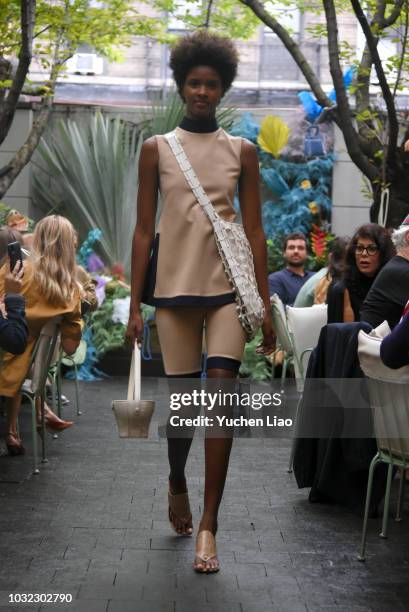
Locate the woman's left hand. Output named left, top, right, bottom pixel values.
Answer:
left=0, top=296, right=6, bottom=319
left=255, top=310, right=276, bottom=355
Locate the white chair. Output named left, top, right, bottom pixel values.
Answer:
left=285, top=303, right=328, bottom=472
left=357, top=327, right=409, bottom=561
left=286, top=303, right=328, bottom=391
left=270, top=294, right=293, bottom=390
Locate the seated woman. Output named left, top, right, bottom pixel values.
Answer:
left=313, top=236, right=349, bottom=304
left=380, top=302, right=409, bottom=368
left=0, top=216, right=82, bottom=456
left=0, top=228, right=28, bottom=355
left=327, top=224, right=395, bottom=323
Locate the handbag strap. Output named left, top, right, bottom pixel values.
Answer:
left=165, top=131, right=219, bottom=227
left=127, top=342, right=141, bottom=401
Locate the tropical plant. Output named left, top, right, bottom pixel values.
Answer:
left=239, top=331, right=271, bottom=380
left=231, top=112, right=333, bottom=243
left=89, top=284, right=130, bottom=357
left=33, top=112, right=142, bottom=275
left=266, top=238, right=285, bottom=274
left=89, top=283, right=154, bottom=358
left=141, top=89, right=238, bottom=137
left=310, top=224, right=334, bottom=268
left=140, top=90, right=185, bottom=137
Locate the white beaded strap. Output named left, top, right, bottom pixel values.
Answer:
left=165, top=131, right=219, bottom=225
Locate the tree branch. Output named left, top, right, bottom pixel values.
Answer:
left=393, top=0, right=409, bottom=98
left=382, top=0, right=404, bottom=27
left=355, top=43, right=375, bottom=137
left=355, top=2, right=386, bottom=148
left=0, top=0, right=36, bottom=147
left=204, top=0, right=214, bottom=28
left=350, top=0, right=399, bottom=165
left=239, top=0, right=333, bottom=109
left=323, top=0, right=378, bottom=180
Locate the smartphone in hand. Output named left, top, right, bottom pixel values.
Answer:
left=7, top=241, right=23, bottom=272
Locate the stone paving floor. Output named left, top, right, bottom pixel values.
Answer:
left=0, top=378, right=409, bottom=612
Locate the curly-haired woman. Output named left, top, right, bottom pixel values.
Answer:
left=127, top=31, right=275, bottom=572
left=327, top=223, right=395, bottom=323
left=0, top=216, right=83, bottom=455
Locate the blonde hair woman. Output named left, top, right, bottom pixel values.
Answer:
left=0, top=215, right=83, bottom=456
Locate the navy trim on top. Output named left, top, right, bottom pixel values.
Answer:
left=166, top=370, right=202, bottom=379
left=152, top=292, right=236, bottom=308
left=179, top=116, right=219, bottom=133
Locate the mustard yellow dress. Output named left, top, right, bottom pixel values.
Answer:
left=0, top=261, right=82, bottom=397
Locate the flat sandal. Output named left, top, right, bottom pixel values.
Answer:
left=168, top=489, right=193, bottom=536
left=194, top=530, right=219, bottom=573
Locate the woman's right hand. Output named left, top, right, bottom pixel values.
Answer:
left=5, top=260, right=24, bottom=295
left=126, top=307, right=144, bottom=348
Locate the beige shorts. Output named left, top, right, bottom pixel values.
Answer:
left=155, top=302, right=247, bottom=376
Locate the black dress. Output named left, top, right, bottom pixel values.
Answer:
left=327, top=273, right=375, bottom=324
left=360, top=255, right=409, bottom=329
left=293, top=322, right=388, bottom=512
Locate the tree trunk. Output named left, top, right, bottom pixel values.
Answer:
left=370, top=151, right=409, bottom=227
left=0, top=98, right=52, bottom=199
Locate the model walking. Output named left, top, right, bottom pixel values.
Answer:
left=127, top=31, right=274, bottom=572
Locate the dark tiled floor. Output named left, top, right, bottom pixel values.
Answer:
left=0, top=379, right=409, bottom=612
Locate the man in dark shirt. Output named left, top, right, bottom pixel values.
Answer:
left=268, top=232, right=314, bottom=306
left=360, top=216, right=409, bottom=329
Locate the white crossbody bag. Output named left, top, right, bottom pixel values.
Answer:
left=165, top=130, right=265, bottom=341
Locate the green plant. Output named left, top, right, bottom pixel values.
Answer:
left=89, top=284, right=153, bottom=357
left=266, top=238, right=285, bottom=274
left=239, top=331, right=271, bottom=381
left=89, top=285, right=129, bottom=356
left=33, top=112, right=142, bottom=276
left=141, top=89, right=237, bottom=137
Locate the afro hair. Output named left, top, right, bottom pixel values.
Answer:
left=169, top=30, right=238, bottom=95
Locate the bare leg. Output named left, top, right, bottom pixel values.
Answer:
left=168, top=438, right=194, bottom=492
left=5, top=395, right=25, bottom=455
left=194, top=368, right=236, bottom=572
left=35, top=398, right=74, bottom=432
left=167, top=437, right=194, bottom=534
left=6, top=395, right=22, bottom=436
left=167, top=374, right=200, bottom=535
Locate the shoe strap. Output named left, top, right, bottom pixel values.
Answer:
left=195, top=530, right=217, bottom=561
left=168, top=491, right=191, bottom=520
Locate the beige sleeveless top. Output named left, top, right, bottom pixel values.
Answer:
left=147, top=126, right=243, bottom=307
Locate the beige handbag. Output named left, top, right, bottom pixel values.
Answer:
left=165, top=131, right=265, bottom=341
left=112, top=343, right=155, bottom=438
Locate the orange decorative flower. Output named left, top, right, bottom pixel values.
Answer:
left=308, top=201, right=319, bottom=215
left=301, top=179, right=311, bottom=190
